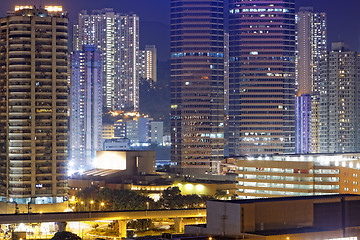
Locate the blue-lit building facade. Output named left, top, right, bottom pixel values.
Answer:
left=228, top=0, right=296, bottom=157
left=69, top=45, right=103, bottom=173
left=295, top=94, right=311, bottom=153
left=170, top=0, right=225, bottom=174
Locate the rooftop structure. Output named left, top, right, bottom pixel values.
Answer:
left=186, top=194, right=360, bottom=239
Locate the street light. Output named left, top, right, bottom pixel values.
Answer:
left=100, top=202, right=105, bottom=211
left=146, top=202, right=149, bottom=210
left=90, top=200, right=94, bottom=212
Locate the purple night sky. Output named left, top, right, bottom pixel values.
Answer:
left=0, top=0, right=359, bottom=60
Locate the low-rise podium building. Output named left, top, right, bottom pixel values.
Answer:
left=232, top=153, right=360, bottom=199
left=186, top=195, right=360, bottom=239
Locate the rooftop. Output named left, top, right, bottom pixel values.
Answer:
left=210, top=194, right=360, bottom=205
left=9, top=5, right=67, bottom=17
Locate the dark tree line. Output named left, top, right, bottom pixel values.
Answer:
left=74, top=186, right=212, bottom=211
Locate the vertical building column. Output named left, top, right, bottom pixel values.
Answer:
left=4, top=18, right=10, bottom=202
left=174, top=217, right=184, bottom=233
left=117, top=220, right=127, bottom=238
left=57, top=222, right=67, bottom=232
left=51, top=17, right=58, bottom=202
left=30, top=16, right=36, bottom=200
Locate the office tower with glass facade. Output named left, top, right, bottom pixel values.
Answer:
left=73, top=9, right=139, bottom=111
left=224, top=32, right=230, bottom=115
left=296, top=7, right=327, bottom=153
left=319, top=42, right=360, bottom=153
left=228, top=0, right=296, bottom=157
left=170, top=0, right=225, bottom=174
left=0, top=6, right=68, bottom=204
left=69, top=45, right=102, bottom=173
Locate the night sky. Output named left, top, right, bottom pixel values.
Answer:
left=0, top=0, right=359, bottom=61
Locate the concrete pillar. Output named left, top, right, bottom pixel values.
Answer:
left=174, top=217, right=184, bottom=233
left=118, top=220, right=127, bottom=238
left=57, top=222, right=67, bottom=232
left=34, top=225, right=41, bottom=237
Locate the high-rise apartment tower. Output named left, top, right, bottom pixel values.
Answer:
left=319, top=42, right=360, bottom=153
left=295, top=8, right=327, bottom=153
left=73, top=9, right=139, bottom=111
left=170, top=0, right=225, bottom=174
left=228, top=0, right=296, bottom=157
left=139, top=45, right=157, bottom=83
left=0, top=6, right=68, bottom=204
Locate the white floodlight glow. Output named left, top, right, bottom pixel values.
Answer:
left=196, top=184, right=205, bottom=191
left=95, top=151, right=127, bottom=170
left=15, top=5, right=33, bottom=11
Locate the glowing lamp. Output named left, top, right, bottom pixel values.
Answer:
left=15, top=6, right=33, bottom=11
left=44, top=6, right=63, bottom=12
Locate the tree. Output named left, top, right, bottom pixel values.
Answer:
left=51, top=231, right=81, bottom=240
left=127, top=219, right=153, bottom=231
left=76, top=187, right=155, bottom=211
left=214, top=189, right=229, bottom=200
left=159, top=187, right=182, bottom=209
left=76, top=185, right=99, bottom=201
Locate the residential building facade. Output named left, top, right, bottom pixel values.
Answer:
left=139, top=45, right=157, bottom=84
left=296, top=8, right=327, bottom=153
left=73, top=9, right=139, bottom=111
left=151, top=121, right=164, bottom=145
left=0, top=6, right=68, bottom=204
left=319, top=42, right=360, bottom=153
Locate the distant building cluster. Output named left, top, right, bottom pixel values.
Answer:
left=101, top=112, right=166, bottom=152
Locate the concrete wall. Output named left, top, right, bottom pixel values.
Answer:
left=204, top=199, right=313, bottom=236
left=0, top=201, right=68, bottom=214
left=242, top=230, right=343, bottom=240
left=253, top=200, right=313, bottom=231
left=185, top=196, right=360, bottom=239
left=206, top=201, right=242, bottom=236
left=129, top=151, right=156, bottom=175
